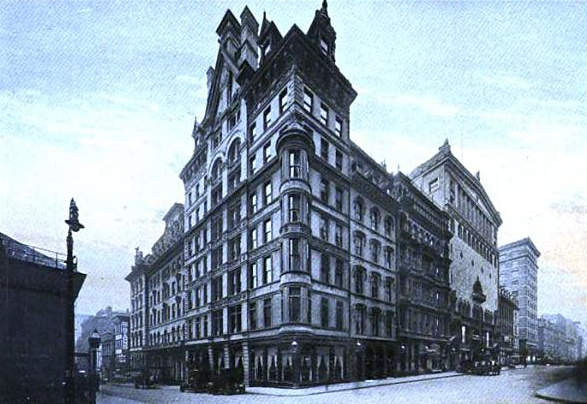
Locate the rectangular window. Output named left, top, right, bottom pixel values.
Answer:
left=229, top=235, right=241, bottom=261
left=335, top=259, right=344, bottom=288
left=335, top=117, right=343, bottom=137
left=211, top=215, right=222, bottom=241
left=320, top=103, right=329, bottom=126
left=319, top=215, right=328, bottom=241
left=229, top=305, right=242, bottom=333
left=250, top=301, right=257, bottom=330
left=263, top=297, right=272, bottom=328
left=250, top=228, right=258, bottom=249
left=385, top=278, right=393, bottom=302
left=335, top=223, right=343, bottom=247
left=320, top=178, right=329, bottom=204
left=321, top=298, right=329, bottom=328
left=263, top=143, right=271, bottom=163
left=386, top=311, right=393, bottom=337
left=289, top=287, right=301, bottom=322
left=289, top=150, right=301, bottom=178
left=212, top=310, right=223, bottom=336
left=289, top=238, right=301, bottom=271
left=356, top=305, right=365, bottom=335
left=335, top=187, right=343, bottom=211
left=264, top=181, right=272, bottom=205
left=336, top=301, right=344, bottom=330
left=355, top=268, right=364, bottom=294
left=320, top=254, right=330, bottom=283
left=228, top=268, right=241, bottom=295
left=249, top=122, right=257, bottom=141
left=250, top=154, right=257, bottom=175
left=321, top=138, right=329, bottom=160
left=228, top=203, right=240, bottom=228
left=211, top=276, right=223, bottom=301
left=288, top=194, right=301, bottom=222
left=264, top=218, right=272, bottom=241
left=250, top=193, right=257, bottom=214
left=335, top=150, right=343, bottom=170
left=211, top=246, right=223, bottom=270
left=372, top=309, right=380, bottom=336
left=263, top=255, right=273, bottom=284
left=249, top=262, right=258, bottom=289
left=263, top=106, right=272, bottom=130
left=279, top=88, right=288, bottom=113
left=303, top=88, right=313, bottom=113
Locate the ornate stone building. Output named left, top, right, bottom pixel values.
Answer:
left=127, top=1, right=460, bottom=387
left=392, top=173, right=452, bottom=373
left=410, top=140, right=502, bottom=368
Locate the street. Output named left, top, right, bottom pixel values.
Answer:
left=97, top=365, right=573, bottom=404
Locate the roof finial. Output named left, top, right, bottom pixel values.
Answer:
left=439, top=138, right=451, bottom=153
left=320, top=0, right=329, bottom=16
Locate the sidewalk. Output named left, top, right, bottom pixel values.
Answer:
left=535, top=378, right=587, bottom=404
left=247, top=371, right=463, bottom=396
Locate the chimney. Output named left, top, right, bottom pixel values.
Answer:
left=239, top=6, right=259, bottom=70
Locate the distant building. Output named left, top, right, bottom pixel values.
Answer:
left=411, top=140, right=502, bottom=368
left=497, top=287, right=519, bottom=364
left=499, top=238, right=540, bottom=362
left=76, top=307, right=130, bottom=377
left=541, top=314, right=581, bottom=363
left=0, top=232, right=86, bottom=404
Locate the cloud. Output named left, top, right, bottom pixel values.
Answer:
left=480, top=74, right=533, bottom=90
left=374, top=94, right=461, bottom=117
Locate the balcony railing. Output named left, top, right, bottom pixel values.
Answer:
left=4, top=244, right=67, bottom=270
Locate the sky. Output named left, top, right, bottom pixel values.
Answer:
left=1, top=0, right=586, bottom=328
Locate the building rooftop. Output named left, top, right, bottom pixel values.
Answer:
left=499, top=237, right=541, bottom=257
left=0, top=231, right=67, bottom=270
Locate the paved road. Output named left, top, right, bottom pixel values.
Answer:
left=98, top=365, right=573, bottom=404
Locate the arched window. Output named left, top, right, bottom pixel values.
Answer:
left=211, top=158, right=223, bottom=180
left=353, top=231, right=365, bottom=256
left=384, top=216, right=394, bottom=238
left=370, top=208, right=380, bottom=231
left=228, top=139, right=241, bottom=163
left=353, top=198, right=365, bottom=221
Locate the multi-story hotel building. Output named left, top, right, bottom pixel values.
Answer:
left=126, top=203, right=185, bottom=382
left=127, top=1, right=454, bottom=387
left=392, top=173, right=452, bottom=373
left=499, top=237, right=540, bottom=362
left=410, top=140, right=502, bottom=368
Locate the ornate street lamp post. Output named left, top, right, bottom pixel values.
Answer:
left=64, top=198, right=84, bottom=404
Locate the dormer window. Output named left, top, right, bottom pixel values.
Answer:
left=320, top=36, right=329, bottom=55
left=262, top=40, right=271, bottom=59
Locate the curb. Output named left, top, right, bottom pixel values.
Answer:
left=247, top=373, right=465, bottom=397
left=535, top=392, right=587, bottom=404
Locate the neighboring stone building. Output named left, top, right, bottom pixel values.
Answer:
left=499, top=237, right=540, bottom=362
left=497, top=287, right=518, bottom=364
left=348, top=146, right=400, bottom=379
left=0, top=232, right=86, bottom=404
left=392, top=173, right=452, bottom=373
left=410, top=140, right=502, bottom=368
left=126, top=203, right=185, bottom=383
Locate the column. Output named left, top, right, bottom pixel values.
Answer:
left=242, top=342, right=250, bottom=387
